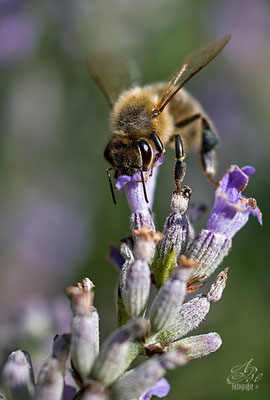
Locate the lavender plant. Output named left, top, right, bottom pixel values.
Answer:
left=1, top=161, right=261, bottom=400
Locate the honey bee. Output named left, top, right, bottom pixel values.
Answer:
left=90, top=35, right=231, bottom=204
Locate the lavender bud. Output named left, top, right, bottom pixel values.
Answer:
left=34, top=334, right=71, bottom=400
left=133, top=227, right=163, bottom=261
left=120, top=259, right=151, bottom=318
left=159, top=187, right=192, bottom=258
left=65, top=278, right=99, bottom=380
left=156, top=269, right=228, bottom=344
left=91, top=319, right=149, bottom=387
left=71, top=311, right=99, bottom=380
left=155, top=296, right=210, bottom=345
left=2, top=350, right=35, bottom=400
left=207, top=268, right=229, bottom=302
left=149, top=259, right=196, bottom=333
left=186, top=229, right=231, bottom=281
left=110, top=348, right=188, bottom=400
left=152, top=187, right=192, bottom=287
left=120, top=230, right=162, bottom=316
left=166, top=332, right=222, bottom=358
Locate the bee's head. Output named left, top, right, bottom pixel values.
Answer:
left=104, top=136, right=153, bottom=177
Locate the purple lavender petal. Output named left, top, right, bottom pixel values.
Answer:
left=115, top=154, right=164, bottom=210
left=241, top=166, right=255, bottom=178
left=62, top=384, right=77, bottom=400
left=139, top=378, right=170, bottom=400
left=115, top=175, right=132, bottom=191
left=205, top=165, right=262, bottom=239
left=118, top=166, right=160, bottom=212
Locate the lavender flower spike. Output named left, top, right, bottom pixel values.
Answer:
left=187, top=165, right=262, bottom=281
left=116, top=162, right=162, bottom=231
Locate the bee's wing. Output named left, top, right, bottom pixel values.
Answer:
left=89, top=53, right=138, bottom=108
left=155, top=35, right=231, bottom=113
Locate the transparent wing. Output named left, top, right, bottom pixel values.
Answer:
left=89, top=53, right=138, bottom=107
left=155, top=35, right=231, bottom=113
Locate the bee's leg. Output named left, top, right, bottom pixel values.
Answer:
left=175, top=113, right=201, bottom=128
left=174, top=135, right=186, bottom=192
left=199, top=118, right=218, bottom=184
left=175, top=115, right=218, bottom=184
left=150, top=133, right=165, bottom=176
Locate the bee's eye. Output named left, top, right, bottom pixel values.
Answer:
left=138, top=140, right=152, bottom=169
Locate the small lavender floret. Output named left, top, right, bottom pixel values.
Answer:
left=34, top=334, right=71, bottom=400
left=187, top=165, right=262, bottom=281
left=149, top=257, right=196, bottom=333
left=65, top=278, right=99, bottom=380
left=2, top=350, right=35, bottom=400
left=166, top=332, right=222, bottom=359
left=116, top=164, right=162, bottom=231
left=155, top=269, right=228, bottom=345
left=206, top=165, right=262, bottom=237
left=91, top=319, right=149, bottom=387
left=139, top=378, right=170, bottom=400
left=110, top=348, right=188, bottom=400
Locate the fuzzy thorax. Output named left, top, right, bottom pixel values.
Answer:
left=110, top=86, right=174, bottom=142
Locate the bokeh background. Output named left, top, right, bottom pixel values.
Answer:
left=0, top=0, right=269, bottom=398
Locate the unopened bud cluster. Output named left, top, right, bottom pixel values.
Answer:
left=1, top=165, right=261, bottom=400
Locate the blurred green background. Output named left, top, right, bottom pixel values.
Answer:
left=0, top=0, right=269, bottom=398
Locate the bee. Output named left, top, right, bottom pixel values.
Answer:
left=90, top=35, right=231, bottom=204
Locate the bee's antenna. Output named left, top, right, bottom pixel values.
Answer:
left=140, top=169, right=149, bottom=204
left=106, top=168, right=117, bottom=205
